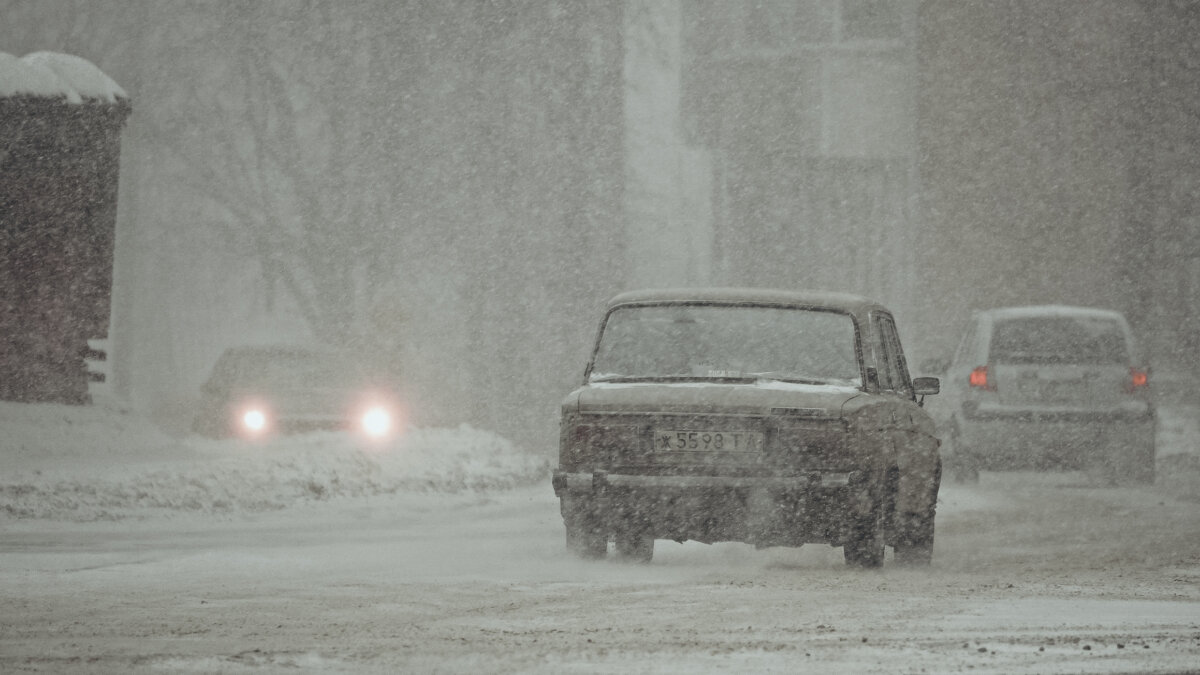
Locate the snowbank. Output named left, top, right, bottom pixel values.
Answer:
left=0, top=402, right=548, bottom=521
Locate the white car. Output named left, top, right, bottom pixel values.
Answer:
left=936, top=306, right=1154, bottom=484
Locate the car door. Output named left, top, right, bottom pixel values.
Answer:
left=874, top=312, right=940, bottom=515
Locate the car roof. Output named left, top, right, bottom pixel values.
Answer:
left=607, top=288, right=888, bottom=318
left=977, top=305, right=1129, bottom=323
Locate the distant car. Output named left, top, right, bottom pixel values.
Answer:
left=937, top=305, right=1154, bottom=484
left=191, top=345, right=402, bottom=440
left=551, top=289, right=943, bottom=567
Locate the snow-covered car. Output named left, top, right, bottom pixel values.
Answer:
left=191, top=345, right=402, bottom=440
left=936, top=305, right=1155, bottom=484
left=551, top=289, right=943, bottom=567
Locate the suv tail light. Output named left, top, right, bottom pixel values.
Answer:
left=968, top=366, right=995, bottom=391
left=1127, top=367, right=1149, bottom=393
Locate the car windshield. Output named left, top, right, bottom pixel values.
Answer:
left=589, top=304, right=861, bottom=386
left=989, top=316, right=1129, bottom=365
left=209, top=350, right=368, bottom=391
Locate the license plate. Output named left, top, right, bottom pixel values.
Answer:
left=656, top=430, right=764, bottom=453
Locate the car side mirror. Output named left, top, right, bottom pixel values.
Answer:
left=912, top=372, right=940, bottom=393
left=913, top=377, right=940, bottom=396
left=912, top=376, right=940, bottom=407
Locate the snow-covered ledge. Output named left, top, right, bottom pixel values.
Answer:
left=0, top=51, right=127, bottom=103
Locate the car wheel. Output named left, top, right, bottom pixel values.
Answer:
left=615, top=530, right=654, bottom=563
left=566, top=523, right=607, bottom=559
left=892, top=512, right=935, bottom=566
left=1135, top=427, right=1157, bottom=485
left=1085, top=457, right=1119, bottom=487
left=845, top=533, right=884, bottom=567
left=562, top=498, right=607, bottom=559
left=1115, top=437, right=1157, bottom=486
left=1130, top=447, right=1156, bottom=485
left=890, top=462, right=938, bottom=566
left=844, top=494, right=884, bottom=568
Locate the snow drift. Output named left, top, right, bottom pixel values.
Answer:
left=0, top=402, right=549, bottom=521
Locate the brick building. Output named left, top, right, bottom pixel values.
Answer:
left=0, top=52, right=130, bottom=402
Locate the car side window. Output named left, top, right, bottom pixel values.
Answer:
left=866, top=317, right=894, bottom=391
left=875, top=314, right=913, bottom=398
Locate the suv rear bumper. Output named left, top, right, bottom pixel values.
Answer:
left=952, top=409, right=1155, bottom=471
left=960, top=400, right=1154, bottom=424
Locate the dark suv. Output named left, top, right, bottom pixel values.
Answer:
left=552, top=289, right=943, bottom=566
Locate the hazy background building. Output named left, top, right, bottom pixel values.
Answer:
left=2, top=0, right=1198, bottom=453
left=916, top=0, right=1200, bottom=369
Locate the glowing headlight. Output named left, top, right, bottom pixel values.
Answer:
left=242, top=409, right=267, bottom=432
left=361, top=407, right=392, bottom=437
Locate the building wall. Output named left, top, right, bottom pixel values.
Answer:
left=917, top=1, right=1200, bottom=372
left=681, top=0, right=921, bottom=324
left=0, top=98, right=129, bottom=403
left=6, top=1, right=1198, bottom=444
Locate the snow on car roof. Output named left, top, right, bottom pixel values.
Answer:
left=979, top=305, right=1129, bottom=323
left=607, top=288, right=885, bottom=314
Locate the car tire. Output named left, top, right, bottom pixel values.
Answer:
left=1130, top=451, right=1156, bottom=485
left=845, top=533, right=884, bottom=568
left=891, top=462, right=938, bottom=566
left=566, top=524, right=607, bottom=559
left=1134, top=427, right=1157, bottom=485
left=892, top=513, right=935, bottom=566
left=844, top=493, right=884, bottom=568
left=563, top=498, right=607, bottom=559
left=1117, top=437, right=1157, bottom=486
left=615, top=530, right=654, bottom=563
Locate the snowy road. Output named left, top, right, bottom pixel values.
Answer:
left=4, top=475, right=1200, bottom=673
left=2, top=404, right=1200, bottom=673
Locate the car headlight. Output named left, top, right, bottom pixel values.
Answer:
left=361, top=406, right=392, bottom=437
left=241, top=408, right=268, bottom=433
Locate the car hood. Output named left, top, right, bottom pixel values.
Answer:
left=564, top=380, right=865, bottom=419
left=222, top=386, right=378, bottom=415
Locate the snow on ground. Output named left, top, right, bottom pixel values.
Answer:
left=2, top=401, right=1200, bottom=673
left=0, top=401, right=549, bottom=521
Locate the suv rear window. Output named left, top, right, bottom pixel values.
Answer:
left=989, top=316, right=1128, bottom=365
